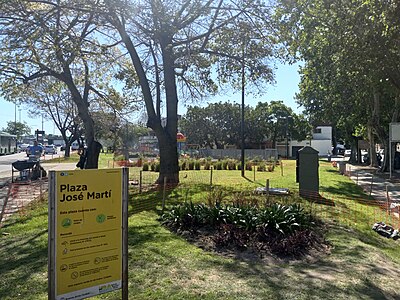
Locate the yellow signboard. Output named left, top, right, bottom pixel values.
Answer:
left=51, top=169, right=125, bottom=300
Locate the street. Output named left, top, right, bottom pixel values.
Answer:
left=0, top=151, right=65, bottom=180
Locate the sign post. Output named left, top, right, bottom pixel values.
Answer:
left=389, top=123, right=400, bottom=178
left=48, top=168, right=128, bottom=300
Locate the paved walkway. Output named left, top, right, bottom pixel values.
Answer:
left=0, top=162, right=77, bottom=224
left=343, top=163, right=400, bottom=210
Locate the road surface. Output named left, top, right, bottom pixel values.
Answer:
left=0, top=151, right=65, bottom=180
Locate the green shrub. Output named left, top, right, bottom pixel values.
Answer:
left=215, top=161, right=223, bottom=170
left=163, top=202, right=314, bottom=237
left=227, top=159, right=237, bottom=170
left=204, top=161, right=211, bottom=170
left=162, top=201, right=318, bottom=257
left=257, top=203, right=313, bottom=236
left=257, top=162, right=266, bottom=172
left=245, top=162, right=252, bottom=171
left=142, top=163, right=149, bottom=171
left=252, top=156, right=263, bottom=163
left=222, top=160, right=228, bottom=170
left=161, top=202, right=207, bottom=230
left=267, top=164, right=275, bottom=172
left=188, top=160, right=195, bottom=170
left=181, top=160, right=188, bottom=170
left=151, top=161, right=160, bottom=172
left=194, top=160, right=201, bottom=170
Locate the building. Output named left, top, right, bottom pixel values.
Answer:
left=0, top=131, right=17, bottom=155
left=276, top=125, right=332, bottom=157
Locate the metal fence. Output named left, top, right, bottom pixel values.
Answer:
left=199, top=148, right=278, bottom=160
left=0, top=179, right=47, bottom=225
left=1, top=164, right=398, bottom=231
left=128, top=167, right=400, bottom=229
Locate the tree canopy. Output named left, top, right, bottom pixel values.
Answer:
left=274, top=0, right=400, bottom=167
left=102, top=0, right=278, bottom=182
left=2, top=121, right=31, bottom=141
left=180, top=101, right=310, bottom=149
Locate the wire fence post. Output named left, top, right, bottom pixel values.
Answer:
left=139, top=170, right=143, bottom=194
left=162, top=176, right=167, bottom=212
left=210, top=167, right=213, bottom=190
left=369, top=175, right=374, bottom=197
left=253, top=166, right=256, bottom=181
left=386, top=184, right=390, bottom=215
left=281, top=161, right=284, bottom=176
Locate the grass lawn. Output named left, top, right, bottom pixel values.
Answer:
left=1, top=159, right=400, bottom=299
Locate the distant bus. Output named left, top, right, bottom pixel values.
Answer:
left=0, top=132, right=17, bottom=155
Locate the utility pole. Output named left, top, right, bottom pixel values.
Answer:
left=286, top=118, right=289, bottom=158
left=241, top=38, right=246, bottom=177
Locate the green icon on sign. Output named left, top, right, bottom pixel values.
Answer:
left=96, top=214, right=106, bottom=223
left=61, top=218, right=72, bottom=228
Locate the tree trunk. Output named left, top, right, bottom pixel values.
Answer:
left=110, top=14, right=180, bottom=183
left=64, top=142, right=71, bottom=157
left=159, top=33, right=180, bottom=183
left=154, top=127, right=179, bottom=184
left=61, top=68, right=101, bottom=169
left=85, top=140, right=102, bottom=169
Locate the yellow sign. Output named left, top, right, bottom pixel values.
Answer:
left=54, top=169, right=123, bottom=299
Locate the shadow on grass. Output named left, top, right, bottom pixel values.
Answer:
left=0, top=229, right=48, bottom=298
left=190, top=223, right=400, bottom=299
left=321, top=180, right=373, bottom=200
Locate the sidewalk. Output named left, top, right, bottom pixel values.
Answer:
left=343, top=163, right=400, bottom=209
left=0, top=162, right=77, bottom=224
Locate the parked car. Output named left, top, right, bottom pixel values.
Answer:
left=71, top=142, right=80, bottom=151
left=44, top=144, right=57, bottom=154
left=18, top=143, right=30, bottom=153
left=335, top=144, right=346, bottom=155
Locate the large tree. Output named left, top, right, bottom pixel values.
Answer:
left=102, top=0, right=276, bottom=183
left=274, top=0, right=400, bottom=168
left=0, top=0, right=124, bottom=168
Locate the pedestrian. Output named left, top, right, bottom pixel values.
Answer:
left=76, top=147, right=87, bottom=169
left=30, top=140, right=43, bottom=160
left=376, top=152, right=382, bottom=167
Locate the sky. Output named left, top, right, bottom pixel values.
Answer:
left=0, top=62, right=302, bottom=136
